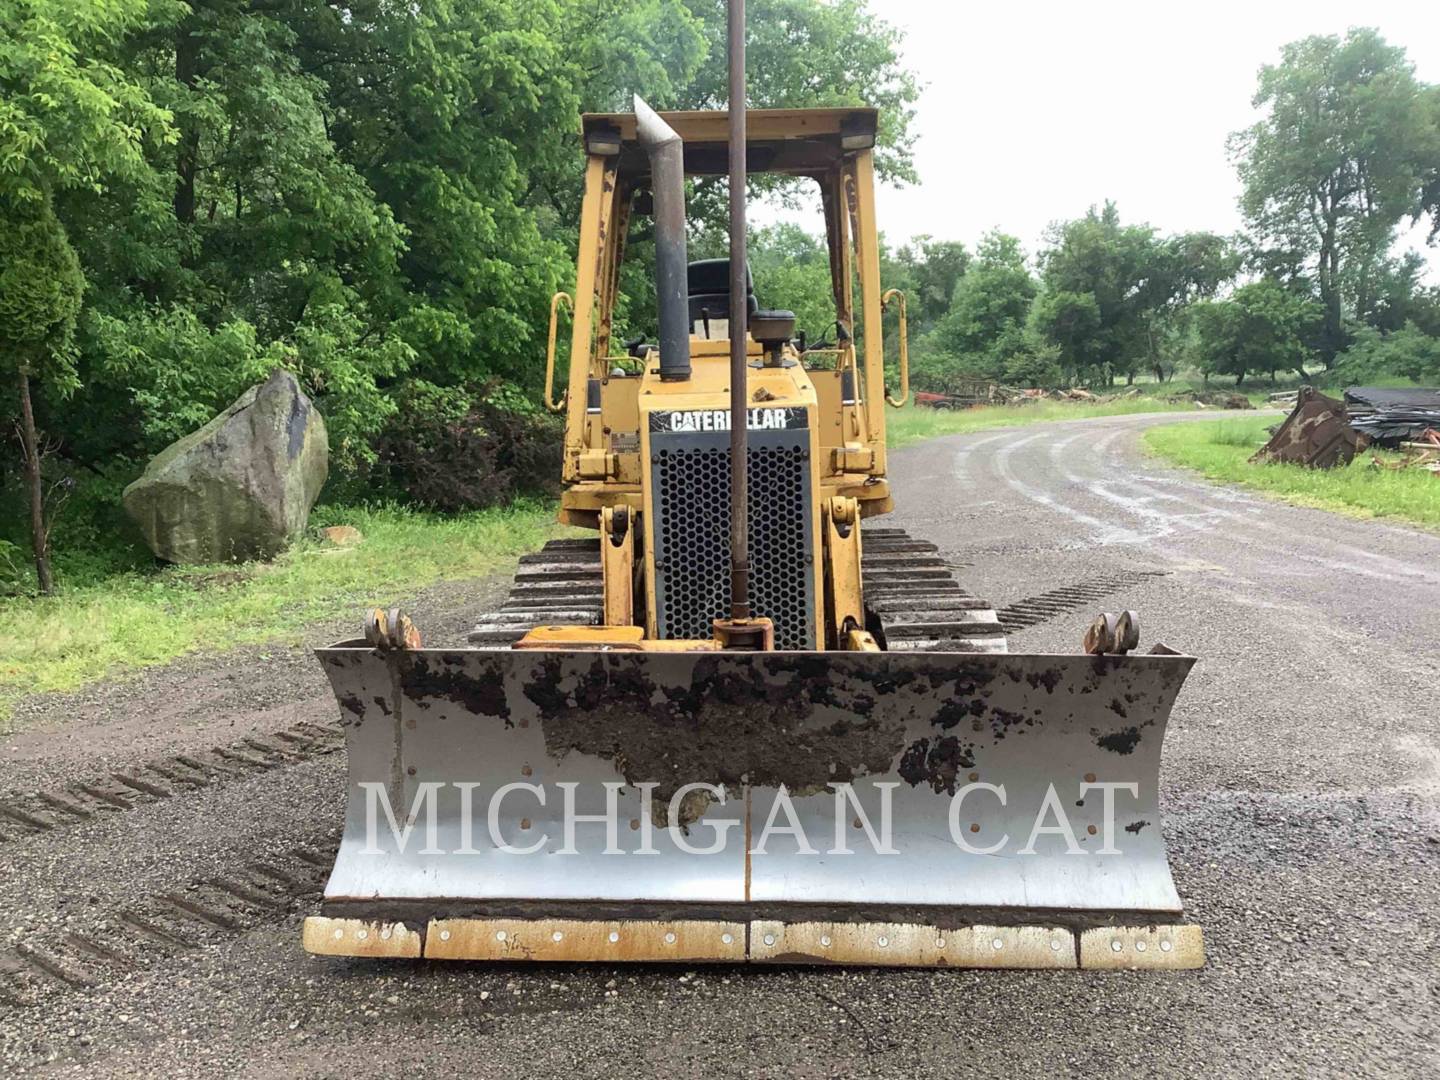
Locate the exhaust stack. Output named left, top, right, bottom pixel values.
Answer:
left=634, top=96, right=691, bottom=383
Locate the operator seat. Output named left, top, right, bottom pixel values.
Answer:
left=687, top=259, right=793, bottom=346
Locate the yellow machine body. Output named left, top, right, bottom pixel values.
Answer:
left=305, top=107, right=1202, bottom=970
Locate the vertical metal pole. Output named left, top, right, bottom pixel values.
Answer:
left=727, top=0, right=750, bottom=621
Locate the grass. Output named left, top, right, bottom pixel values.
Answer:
left=0, top=501, right=562, bottom=727
left=1145, top=416, right=1440, bottom=529
left=885, top=396, right=1201, bottom=448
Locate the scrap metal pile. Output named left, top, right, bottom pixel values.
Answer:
left=1254, top=385, right=1440, bottom=472
left=1369, top=426, right=1440, bottom=476
left=1343, top=386, right=1440, bottom=446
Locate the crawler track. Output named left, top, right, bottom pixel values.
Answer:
left=858, top=527, right=1005, bottom=653
left=468, top=539, right=605, bottom=646
left=467, top=528, right=1006, bottom=652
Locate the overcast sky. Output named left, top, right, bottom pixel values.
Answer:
left=860, top=0, right=1439, bottom=278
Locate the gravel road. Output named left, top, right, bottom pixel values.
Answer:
left=2, top=410, right=1436, bottom=1078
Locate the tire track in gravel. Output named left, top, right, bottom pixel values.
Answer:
left=0, top=719, right=344, bottom=846
left=0, top=836, right=339, bottom=1010
left=996, top=570, right=1168, bottom=633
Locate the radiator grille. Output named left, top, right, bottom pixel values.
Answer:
left=651, top=435, right=815, bottom=649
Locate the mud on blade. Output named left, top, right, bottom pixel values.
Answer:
left=308, top=646, right=1198, bottom=967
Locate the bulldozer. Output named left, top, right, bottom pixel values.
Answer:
left=302, top=13, right=1201, bottom=970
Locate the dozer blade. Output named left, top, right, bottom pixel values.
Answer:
left=306, top=645, right=1201, bottom=969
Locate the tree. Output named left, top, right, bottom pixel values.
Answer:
left=1230, top=29, right=1440, bottom=366
left=1031, top=204, right=1236, bottom=386
left=884, top=237, right=969, bottom=329
left=1190, top=280, right=1321, bottom=385
left=668, top=0, right=919, bottom=234
left=677, top=0, right=919, bottom=182
left=928, top=232, right=1036, bottom=385
left=1338, top=324, right=1440, bottom=385
left=1420, top=84, right=1440, bottom=242
left=1363, top=252, right=1434, bottom=334
left=1133, top=232, right=1238, bottom=381
left=1029, top=288, right=1103, bottom=382
left=1, top=0, right=169, bottom=591
left=1034, top=204, right=1152, bottom=383
left=0, top=200, right=84, bottom=593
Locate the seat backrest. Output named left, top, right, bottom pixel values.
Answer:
left=687, top=259, right=757, bottom=327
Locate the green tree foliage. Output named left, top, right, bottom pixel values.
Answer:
left=1230, top=28, right=1440, bottom=366
left=1189, top=280, right=1321, bottom=385
left=1032, top=203, right=1236, bottom=385
left=1363, top=253, right=1437, bottom=334
left=1338, top=324, right=1440, bottom=385
left=1, top=0, right=169, bottom=591
left=0, top=201, right=86, bottom=593
left=1133, top=231, right=1238, bottom=381
left=674, top=0, right=918, bottom=232
left=1424, top=83, right=1440, bottom=242
left=679, top=0, right=918, bottom=182
left=883, top=237, right=968, bottom=328
left=746, top=224, right=835, bottom=340
left=0, top=0, right=168, bottom=205
left=2, top=0, right=925, bottom=581
left=0, top=199, right=84, bottom=382
left=926, top=232, right=1037, bottom=386
left=13, top=0, right=918, bottom=478
left=1, top=0, right=167, bottom=377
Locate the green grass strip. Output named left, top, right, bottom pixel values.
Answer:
left=0, top=502, right=562, bottom=726
left=1145, top=416, right=1440, bottom=530
left=885, top=397, right=1200, bottom=448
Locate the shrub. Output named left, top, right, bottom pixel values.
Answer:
left=372, top=384, right=562, bottom=511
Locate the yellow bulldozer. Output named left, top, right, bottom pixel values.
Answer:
left=302, top=14, right=1201, bottom=970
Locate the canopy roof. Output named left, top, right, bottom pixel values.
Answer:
left=581, top=107, right=877, bottom=177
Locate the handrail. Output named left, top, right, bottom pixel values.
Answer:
left=544, top=291, right=573, bottom=413
left=881, top=288, right=909, bottom=407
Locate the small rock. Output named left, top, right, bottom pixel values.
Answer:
left=318, top=525, right=363, bottom=547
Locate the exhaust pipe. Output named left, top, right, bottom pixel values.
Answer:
left=634, top=96, right=691, bottom=383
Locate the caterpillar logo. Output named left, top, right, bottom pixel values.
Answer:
left=650, top=407, right=807, bottom=433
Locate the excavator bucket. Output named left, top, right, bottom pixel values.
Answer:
left=304, top=643, right=1201, bottom=969
left=1253, top=386, right=1368, bottom=468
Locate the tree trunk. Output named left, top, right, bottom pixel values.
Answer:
left=17, top=368, right=54, bottom=595
left=1316, top=213, right=1343, bottom=368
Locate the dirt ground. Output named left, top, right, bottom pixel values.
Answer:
left=2, top=411, right=1437, bottom=1078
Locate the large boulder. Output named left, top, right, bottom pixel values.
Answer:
left=123, top=370, right=329, bottom=564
